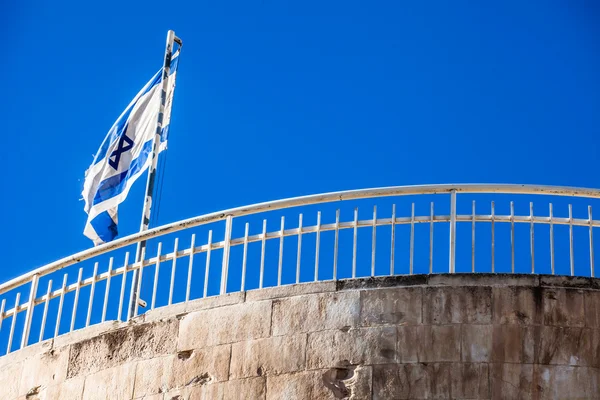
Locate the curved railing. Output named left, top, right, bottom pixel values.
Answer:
left=1, top=183, right=600, bottom=356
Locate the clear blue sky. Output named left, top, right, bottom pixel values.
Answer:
left=1, top=0, right=599, bottom=283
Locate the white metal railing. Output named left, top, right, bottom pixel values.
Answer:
left=1, top=183, right=600, bottom=356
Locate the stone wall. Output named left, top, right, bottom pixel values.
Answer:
left=1, top=274, right=600, bottom=399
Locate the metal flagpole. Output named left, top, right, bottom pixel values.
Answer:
left=129, top=30, right=182, bottom=319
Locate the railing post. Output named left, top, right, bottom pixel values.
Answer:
left=221, top=215, right=233, bottom=295
left=21, top=274, right=39, bottom=349
left=449, top=190, right=457, bottom=273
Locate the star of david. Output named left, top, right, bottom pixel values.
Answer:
left=108, top=134, right=134, bottom=170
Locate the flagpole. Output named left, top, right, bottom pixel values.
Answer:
left=128, top=30, right=182, bottom=319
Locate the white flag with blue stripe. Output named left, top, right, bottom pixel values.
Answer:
left=82, top=51, right=179, bottom=245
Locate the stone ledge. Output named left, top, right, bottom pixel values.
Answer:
left=245, top=281, right=336, bottom=302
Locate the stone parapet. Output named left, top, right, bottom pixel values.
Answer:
left=1, top=273, right=600, bottom=399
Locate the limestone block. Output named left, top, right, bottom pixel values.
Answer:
left=461, top=324, right=492, bottom=362
left=187, top=377, right=266, bottom=400
left=542, top=288, right=585, bottom=327
left=267, top=366, right=372, bottom=400
left=67, top=319, right=178, bottom=378
left=535, top=365, right=600, bottom=400
left=0, top=360, right=23, bottom=399
left=170, top=344, right=231, bottom=387
left=359, top=287, right=422, bottom=327
left=584, top=290, right=600, bottom=328
left=492, top=286, right=542, bottom=325
left=489, top=363, right=534, bottom=400
left=372, top=363, right=452, bottom=399
left=450, top=363, right=490, bottom=399
left=178, top=301, right=271, bottom=351
left=18, top=345, right=69, bottom=397
left=246, top=281, right=336, bottom=302
left=307, top=326, right=396, bottom=369
left=490, top=325, right=534, bottom=364
left=133, top=355, right=174, bottom=398
left=423, top=286, right=492, bottom=324
left=44, top=376, right=85, bottom=400
left=535, top=326, right=598, bottom=367
left=230, top=334, right=306, bottom=379
left=0, top=340, right=52, bottom=370
left=271, top=291, right=359, bottom=336
left=82, top=362, right=136, bottom=400
left=397, top=325, right=461, bottom=363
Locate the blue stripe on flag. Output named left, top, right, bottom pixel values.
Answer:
left=93, top=138, right=153, bottom=205
left=90, top=210, right=118, bottom=243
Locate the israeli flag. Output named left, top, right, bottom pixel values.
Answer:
left=82, top=51, right=179, bottom=245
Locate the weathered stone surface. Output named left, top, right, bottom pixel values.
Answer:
left=267, top=366, right=372, bottom=400
left=246, top=281, right=336, bottom=302
left=185, top=292, right=246, bottom=313
left=585, top=290, right=600, bottom=328
left=491, top=325, right=535, bottom=364
left=493, top=286, right=542, bottom=325
left=171, top=345, right=231, bottom=387
left=230, top=334, right=305, bottom=379
left=187, top=377, right=266, bottom=400
left=0, top=360, right=23, bottom=399
left=18, top=345, right=69, bottom=396
left=429, top=273, right=537, bottom=287
left=178, top=301, right=271, bottom=351
left=360, top=287, right=422, bottom=326
left=490, top=363, right=534, bottom=400
left=307, top=327, right=396, bottom=369
left=0, top=339, right=52, bottom=370
left=535, top=365, right=600, bottom=400
left=45, top=376, right=85, bottom=400
left=337, top=275, right=428, bottom=291
left=53, top=321, right=122, bottom=349
left=141, top=302, right=187, bottom=324
left=450, top=363, right=490, bottom=399
left=82, top=362, right=136, bottom=400
left=397, top=325, right=461, bottom=363
left=423, top=286, right=492, bottom=324
left=542, top=288, right=585, bottom=327
left=461, top=324, right=492, bottom=362
left=4, top=276, right=600, bottom=400
left=373, top=363, right=453, bottom=399
left=540, top=275, right=600, bottom=290
left=68, top=319, right=178, bottom=378
left=535, top=326, right=598, bottom=367
left=133, top=355, right=173, bottom=398
left=271, top=291, right=359, bottom=336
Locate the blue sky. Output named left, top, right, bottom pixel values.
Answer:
left=1, top=0, right=600, bottom=284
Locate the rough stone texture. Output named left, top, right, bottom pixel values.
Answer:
left=3, top=273, right=600, bottom=400
left=267, top=366, right=372, bottom=400
left=360, top=287, right=422, bottom=326
left=423, top=286, right=492, bottom=324
left=67, top=319, right=178, bottom=378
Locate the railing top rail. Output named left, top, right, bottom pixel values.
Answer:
left=2, top=183, right=599, bottom=293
